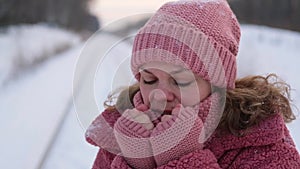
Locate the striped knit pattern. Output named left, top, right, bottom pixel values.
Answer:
left=114, top=110, right=155, bottom=169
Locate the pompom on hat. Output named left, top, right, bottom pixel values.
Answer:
left=131, top=0, right=241, bottom=89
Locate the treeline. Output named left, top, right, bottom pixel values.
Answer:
left=1, top=0, right=299, bottom=33
left=0, top=0, right=99, bottom=32
left=229, top=0, right=300, bottom=32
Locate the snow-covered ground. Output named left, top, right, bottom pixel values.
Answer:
left=0, top=24, right=92, bottom=169
left=0, top=24, right=299, bottom=169
left=0, top=24, right=81, bottom=87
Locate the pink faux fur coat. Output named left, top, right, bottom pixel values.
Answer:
left=86, top=107, right=300, bottom=169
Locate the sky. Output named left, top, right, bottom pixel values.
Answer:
left=90, top=0, right=170, bottom=24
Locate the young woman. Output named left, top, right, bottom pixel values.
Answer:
left=86, top=0, right=300, bottom=168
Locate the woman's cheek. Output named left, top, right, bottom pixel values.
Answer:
left=181, top=95, right=199, bottom=106
left=180, top=88, right=200, bottom=106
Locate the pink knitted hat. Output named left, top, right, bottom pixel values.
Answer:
left=131, top=0, right=241, bottom=89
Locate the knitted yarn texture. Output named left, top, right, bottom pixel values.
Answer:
left=131, top=0, right=241, bottom=89
left=113, top=91, right=222, bottom=168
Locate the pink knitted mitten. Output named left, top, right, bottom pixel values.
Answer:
left=150, top=105, right=205, bottom=166
left=114, top=108, right=156, bottom=169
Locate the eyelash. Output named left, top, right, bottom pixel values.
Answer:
left=174, top=81, right=193, bottom=87
left=143, top=79, right=192, bottom=87
left=143, top=79, right=157, bottom=85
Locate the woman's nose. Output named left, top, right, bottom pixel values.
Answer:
left=151, top=86, right=175, bottom=102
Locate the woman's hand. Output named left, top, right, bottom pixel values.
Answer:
left=128, top=105, right=154, bottom=130
left=149, top=104, right=205, bottom=166
left=113, top=107, right=156, bottom=169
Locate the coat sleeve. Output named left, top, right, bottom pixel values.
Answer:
left=111, top=154, right=133, bottom=169
left=91, top=148, right=116, bottom=169
left=156, top=149, right=221, bottom=169
left=230, top=142, right=300, bottom=169
left=92, top=148, right=134, bottom=169
left=92, top=148, right=221, bottom=169
left=108, top=149, right=220, bottom=169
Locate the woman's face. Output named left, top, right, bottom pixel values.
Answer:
left=139, top=61, right=211, bottom=113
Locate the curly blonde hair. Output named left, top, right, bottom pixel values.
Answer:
left=220, top=74, right=296, bottom=136
left=104, top=83, right=139, bottom=113
left=104, top=74, right=296, bottom=136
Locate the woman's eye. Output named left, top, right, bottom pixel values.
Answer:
left=174, top=81, right=193, bottom=87
left=143, top=79, right=157, bottom=85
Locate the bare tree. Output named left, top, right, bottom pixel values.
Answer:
left=0, top=0, right=99, bottom=32
left=228, top=0, right=300, bottom=32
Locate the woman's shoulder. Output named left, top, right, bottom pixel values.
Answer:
left=206, top=113, right=300, bottom=168
left=207, top=113, right=293, bottom=154
left=228, top=114, right=300, bottom=168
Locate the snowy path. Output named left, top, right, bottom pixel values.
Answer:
left=0, top=45, right=91, bottom=169
left=40, top=106, right=97, bottom=169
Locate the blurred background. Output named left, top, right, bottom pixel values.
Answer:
left=0, top=0, right=300, bottom=169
